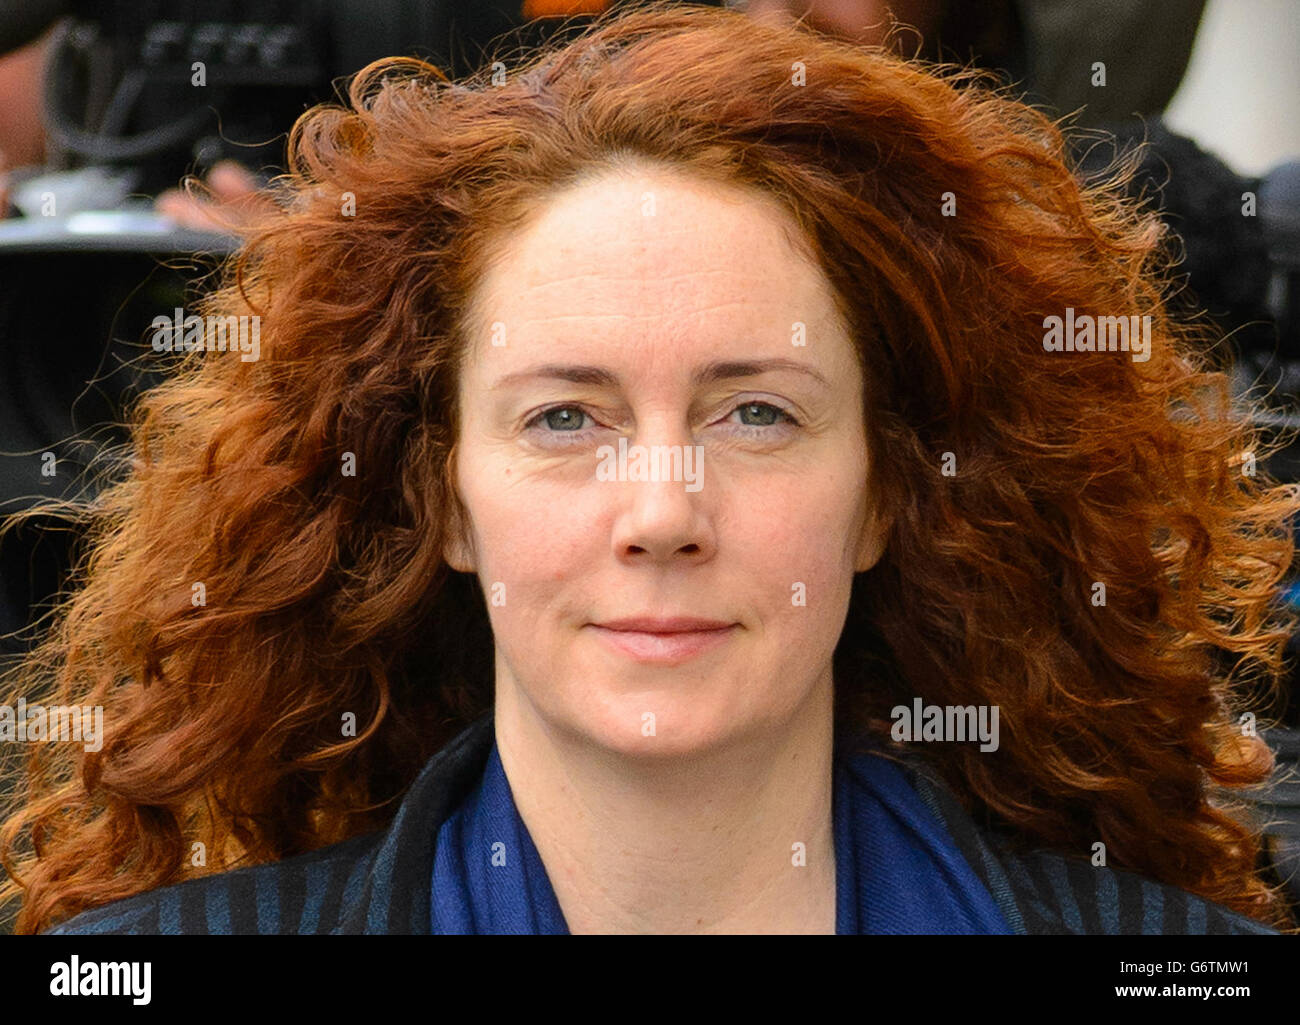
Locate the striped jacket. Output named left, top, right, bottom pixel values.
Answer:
left=45, top=712, right=1279, bottom=935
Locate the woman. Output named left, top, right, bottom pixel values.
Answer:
left=2, top=2, right=1296, bottom=934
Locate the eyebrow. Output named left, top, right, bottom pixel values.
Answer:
left=492, top=358, right=829, bottom=390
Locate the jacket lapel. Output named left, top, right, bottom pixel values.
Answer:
left=336, top=711, right=495, bottom=934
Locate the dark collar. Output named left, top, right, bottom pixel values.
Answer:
left=332, top=708, right=1025, bottom=935
left=337, top=710, right=495, bottom=934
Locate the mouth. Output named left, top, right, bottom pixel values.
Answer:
left=587, top=617, right=738, bottom=665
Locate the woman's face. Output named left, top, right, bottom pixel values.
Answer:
left=446, top=163, right=890, bottom=758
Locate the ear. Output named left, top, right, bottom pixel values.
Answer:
left=443, top=516, right=475, bottom=573
left=441, top=443, right=476, bottom=573
left=854, top=501, right=893, bottom=573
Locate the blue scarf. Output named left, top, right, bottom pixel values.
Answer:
left=431, top=736, right=1010, bottom=934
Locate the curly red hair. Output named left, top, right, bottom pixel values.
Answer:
left=3, top=2, right=1297, bottom=932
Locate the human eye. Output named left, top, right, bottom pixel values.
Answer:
left=522, top=404, right=603, bottom=445
left=723, top=400, right=801, bottom=435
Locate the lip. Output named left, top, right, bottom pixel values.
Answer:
left=588, top=617, right=738, bottom=665
left=596, top=616, right=734, bottom=633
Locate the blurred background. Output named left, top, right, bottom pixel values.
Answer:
left=0, top=0, right=1297, bottom=919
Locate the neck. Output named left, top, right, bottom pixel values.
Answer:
left=493, top=667, right=838, bottom=934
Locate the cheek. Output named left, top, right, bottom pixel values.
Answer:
left=467, top=467, right=604, bottom=590
left=752, top=477, right=864, bottom=653
left=732, top=473, right=864, bottom=576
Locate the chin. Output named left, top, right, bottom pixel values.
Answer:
left=553, top=676, right=774, bottom=762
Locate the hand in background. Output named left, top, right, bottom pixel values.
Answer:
left=155, top=160, right=279, bottom=232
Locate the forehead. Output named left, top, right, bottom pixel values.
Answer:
left=466, top=164, right=847, bottom=350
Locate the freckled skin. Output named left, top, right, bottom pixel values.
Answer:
left=441, top=160, right=894, bottom=932
left=447, top=161, right=890, bottom=761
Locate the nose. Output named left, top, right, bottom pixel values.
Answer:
left=607, top=426, right=714, bottom=564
